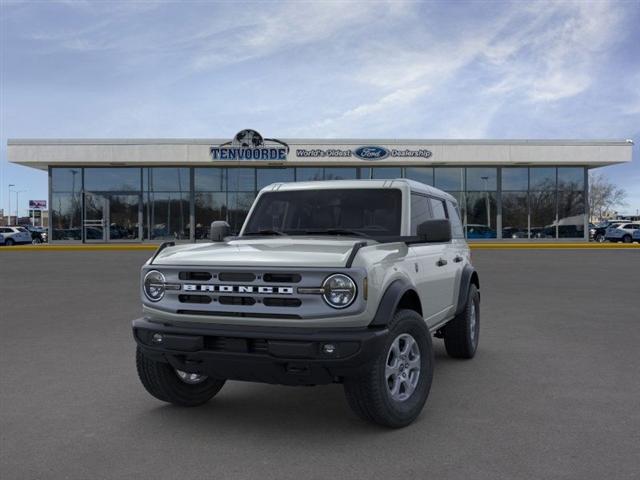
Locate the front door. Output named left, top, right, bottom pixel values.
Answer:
left=84, top=193, right=142, bottom=242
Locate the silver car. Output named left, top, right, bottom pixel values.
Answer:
left=605, top=223, right=640, bottom=243
left=0, top=226, right=32, bottom=246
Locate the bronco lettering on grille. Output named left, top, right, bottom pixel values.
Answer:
left=182, top=284, right=294, bottom=295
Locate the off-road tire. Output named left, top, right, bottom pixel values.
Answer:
left=136, top=347, right=225, bottom=406
left=444, top=284, right=480, bottom=359
left=343, top=309, right=434, bottom=428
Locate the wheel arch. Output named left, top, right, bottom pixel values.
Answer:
left=370, top=279, right=423, bottom=327
left=455, top=265, right=480, bottom=316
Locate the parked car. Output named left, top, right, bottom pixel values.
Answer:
left=465, top=224, right=497, bottom=239
left=591, top=220, right=627, bottom=242
left=605, top=223, right=640, bottom=243
left=632, top=229, right=640, bottom=243
left=0, top=232, right=4, bottom=245
left=0, top=226, right=32, bottom=245
left=20, top=225, right=48, bottom=244
left=502, top=227, right=528, bottom=239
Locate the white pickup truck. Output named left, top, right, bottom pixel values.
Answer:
left=133, top=179, right=480, bottom=427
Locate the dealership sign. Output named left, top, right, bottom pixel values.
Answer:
left=29, top=200, right=47, bottom=209
left=211, top=129, right=289, bottom=161
left=296, top=146, right=433, bottom=160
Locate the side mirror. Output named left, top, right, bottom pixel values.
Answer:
left=210, top=221, right=231, bottom=242
left=416, top=219, right=452, bottom=243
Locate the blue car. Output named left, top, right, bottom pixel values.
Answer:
left=465, top=224, right=497, bottom=239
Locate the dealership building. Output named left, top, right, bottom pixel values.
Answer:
left=7, top=131, right=633, bottom=242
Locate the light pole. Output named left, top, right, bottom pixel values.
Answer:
left=15, top=190, right=26, bottom=224
left=8, top=184, right=15, bottom=225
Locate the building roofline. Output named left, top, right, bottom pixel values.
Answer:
left=7, top=138, right=635, bottom=146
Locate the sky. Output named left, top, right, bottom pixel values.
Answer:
left=1, top=0, right=639, bottom=217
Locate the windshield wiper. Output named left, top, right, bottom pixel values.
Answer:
left=299, top=229, right=371, bottom=238
left=243, top=229, right=287, bottom=236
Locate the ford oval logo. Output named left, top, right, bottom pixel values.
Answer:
left=354, top=146, right=389, bottom=160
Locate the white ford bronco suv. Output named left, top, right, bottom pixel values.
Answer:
left=133, top=179, right=480, bottom=427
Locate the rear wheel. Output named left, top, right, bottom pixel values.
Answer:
left=622, top=235, right=632, bottom=243
left=5, top=238, right=14, bottom=246
left=443, top=284, right=480, bottom=359
left=344, top=309, right=434, bottom=428
left=136, top=347, right=225, bottom=406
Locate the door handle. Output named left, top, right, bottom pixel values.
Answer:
left=436, top=258, right=448, bottom=267
left=453, top=256, right=463, bottom=263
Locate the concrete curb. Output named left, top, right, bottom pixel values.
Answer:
left=1, top=243, right=639, bottom=251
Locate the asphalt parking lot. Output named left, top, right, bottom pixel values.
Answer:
left=1, top=249, right=639, bottom=479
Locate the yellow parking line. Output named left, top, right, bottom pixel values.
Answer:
left=469, top=243, right=640, bottom=249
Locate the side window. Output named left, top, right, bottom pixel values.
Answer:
left=410, top=193, right=432, bottom=235
left=429, top=198, right=447, bottom=220
left=446, top=201, right=465, bottom=239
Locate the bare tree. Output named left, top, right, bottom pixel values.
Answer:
left=589, top=172, right=627, bottom=221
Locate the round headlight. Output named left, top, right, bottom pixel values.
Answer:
left=144, top=270, right=166, bottom=302
left=322, top=274, right=357, bottom=309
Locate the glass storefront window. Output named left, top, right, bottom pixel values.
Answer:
left=404, top=167, right=433, bottom=186
left=51, top=192, right=82, bottom=240
left=145, top=168, right=189, bottom=192
left=530, top=190, right=556, bottom=238
left=465, top=192, right=497, bottom=239
left=557, top=167, right=584, bottom=191
left=195, top=192, right=227, bottom=239
left=195, top=168, right=225, bottom=191
left=361, top=167, right=402, bottom=179
left=434, top=168, right=464, bottom=191
left=145, top=192, right=190, bottom=240
left=557, top=191, right=585, bottom=238
left=466, top=168, right=497, bottom=191
left=296, top=168, right=324, bottom=181
left=257, top=168, right=294, bottom=190
left=85, top=168, right=141, bottom=191
left=502, top=168, right=528, bottom=191
left=51, top=168, right=82, bottom=193
left=529, top=168, right=556, bottom=191
left=228, top=192, right=256, bottom=233
left=502, top=192, right=528, bottom=239
left=227, top=168, right=255, bottom=191
left=324, top=168, right=357, bottom=180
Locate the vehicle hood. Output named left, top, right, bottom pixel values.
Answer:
left=152, top=237, right=369, bottom=268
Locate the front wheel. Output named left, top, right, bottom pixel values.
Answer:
left=5, top=238, right=14, bottom=246
left=344, top=309, right=434, bottom=428
left=443, top=284, right=480, bottom=359
left=595, top=233, right=605, bottom=243
left=32, top=237, right=42, bottom=245
left=622, top=235, right=632, bottom=244
left=136, top=348, right=225, bottom=406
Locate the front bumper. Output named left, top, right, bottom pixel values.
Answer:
left=132, top=318, right=389, bottom=386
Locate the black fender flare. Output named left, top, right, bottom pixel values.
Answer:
left=455, top=265, right=480, bottom=315
left=369, top=278, right=416, bottom=327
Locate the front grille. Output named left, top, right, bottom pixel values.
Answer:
left=219, top=272, right=256, bottom=282
left=179, top=271, right=212, bottom=281
left=263, top=273, right=301, bottom=283
left=219, top=296, right=256, bottom=306
left=179, top=294, right=212, bottom=304
left=263, top=297, right=302, bottom=307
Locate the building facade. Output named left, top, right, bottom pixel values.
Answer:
left=7, top=132, right=633, bottom=242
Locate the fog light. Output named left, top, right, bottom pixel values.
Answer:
left=322, top=343, right=336, bottom=354
left=152, top=333, right=163, bottom=344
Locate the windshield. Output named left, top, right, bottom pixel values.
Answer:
left=243, top=189, right=402, bottom=238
